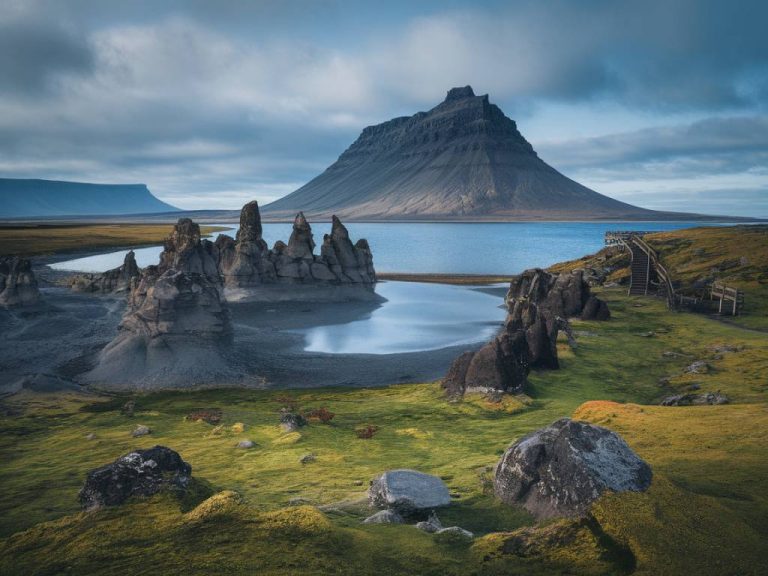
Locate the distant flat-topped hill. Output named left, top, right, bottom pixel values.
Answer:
left=0, top=178, right=179, bottom=218
left=263, top=86, right=682, bottom=221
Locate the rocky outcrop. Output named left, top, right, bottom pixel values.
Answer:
left=84, top=219, right=233, bottom=388
left=70, top=250, right=140, bottom=294
left=494, top=419, right=652, bottom=519
left=218, top=204, right=375, bottom=295
left=444, top=268, right=609, bottom=396
left=660, top=392, right=729, bottom=406
left=0, top=256, right=40, bottom=307
left=369, top=469, right=451, bottom=517
left=78, top=446, right=192, bottom=510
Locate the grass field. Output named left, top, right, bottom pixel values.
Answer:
left=1, top=285, right=766, bottom=575
left=0, top=224, right=228, bottom=257
left=550, top=225, right=768, bottom=331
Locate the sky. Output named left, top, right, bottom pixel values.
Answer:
left=0, top=0, right=766, bottom=217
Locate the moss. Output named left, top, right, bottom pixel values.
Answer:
left=0, top=276, right=767, bottom=574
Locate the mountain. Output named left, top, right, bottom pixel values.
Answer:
left=262, top=86, right=662, bottom=221
left=0, top=178, right=179, bottom=218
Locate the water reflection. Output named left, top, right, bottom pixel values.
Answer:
left=291, top=281, right=505, bottom=354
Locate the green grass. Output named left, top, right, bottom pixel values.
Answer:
left=0, top=224, right=228, bottom=257
left=1, top=284, right=767, bottom=575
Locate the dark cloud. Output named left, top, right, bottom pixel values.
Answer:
left=0, top=15, right=94, bottom=95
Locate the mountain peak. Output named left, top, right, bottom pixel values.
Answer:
left=444, top=86, right=476, bottom=102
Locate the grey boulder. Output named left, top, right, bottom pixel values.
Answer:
left=369, top=469, right=451, bottom=515
left=494, top=418, right=652, bottom=519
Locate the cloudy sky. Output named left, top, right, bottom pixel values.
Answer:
left=1, top=0, right=766, bottom=216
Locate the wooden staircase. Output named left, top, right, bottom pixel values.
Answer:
left=628, top=238, right=650, bottom=295
left=605, top=231, right=675, bottom=308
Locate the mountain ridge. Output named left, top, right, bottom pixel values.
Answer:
left=262, top=86, right=666, bottom=221
left=0, top=178, right=179, bottom=218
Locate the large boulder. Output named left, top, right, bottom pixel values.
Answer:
left=369, top=469, right=451, bottom=516
left=78, top=446, right=192, bottom=510
left=0, top=256, right=40, bottom=307
left=494, top=419, right=652, bottom=519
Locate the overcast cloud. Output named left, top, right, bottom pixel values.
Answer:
left=0, top=0, right=766, bottom=215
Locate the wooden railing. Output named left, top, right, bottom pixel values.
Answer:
left=711, top=282, right=744, bottom=316
left=604, top=231, right=675, bottom=308
left=630, top=235, right=676, bottom=309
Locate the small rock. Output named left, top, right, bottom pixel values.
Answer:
left=288, top=497, right=313, bottom=506
left=353, top=480, right=364, bottom=486
left=300, top=453, right=316, bottom=464
left=684, top=361, right=709, bottom=374
left=236, top=440, right=255, bottom=449
left=85, top=433, right=96, bottom=441
left=660, top=392, right=729, bottom=406
left=632, top=303, right=645, bottom=308
left=121, top=400, right=135, bottom=417
left=132, top=425, right=151, bottom=437
left=280, top=412, right=307, bottom=432
left=639, top=331, right=655, bottom=338
left=434, top=526, right=474, bottom=544
left=362, top=510, right=404, bottom=524
left=415, top=512, right=443, bottom=533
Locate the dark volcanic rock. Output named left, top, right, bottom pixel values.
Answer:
left=0, top=256, right=40, bottom=307
left=494, top=419, right=652, bottom=519
left=71, top=250, right=140, bottom=294
left=78, top=446, right=192, bottom=510
left=443, top=268, right=607, bottom=396
left=218, top=202, right=376, bottom=295
left=581, top=296, right=611, bottom=321
left=262, top=86, right=653, bottom=221
left=84, top=219, right=233, bottom=389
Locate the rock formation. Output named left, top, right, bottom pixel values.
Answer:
left=84, top=218, right=233, bottom=388
left=217, top=202, right=376, bottom=299
left=78, top=446, right=192, bottom=510
left=443, top=268, right=609, bottom=396
left=369, top=469, right=451, bottom=517
left=0, top=256, right=41, bottom=307
left=262, top=86, right=658, bottom=221
left=494, top=419, right=652, bottom=519
left=70, top=250, right=140, bottom=294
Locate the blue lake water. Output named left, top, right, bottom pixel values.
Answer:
left=50, top=221, right=723, bottom=275
left=292, top=281, right=505, bottom=354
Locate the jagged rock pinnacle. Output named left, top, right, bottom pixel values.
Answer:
left=444, top=85, right=476, bottom=102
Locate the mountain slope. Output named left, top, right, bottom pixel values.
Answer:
left=0, top=179, right=179, bottom=218
left=262, top=86, right=658, bottom=221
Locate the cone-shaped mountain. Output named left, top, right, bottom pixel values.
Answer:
left=262, top=86, right=657, bottom=221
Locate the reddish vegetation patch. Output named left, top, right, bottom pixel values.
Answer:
left=355, top=425, right=379, bottom=439
left=185, top=409, right=223, bottom=425
left=306, top=407, right=335, bottom=424
left=275, top=395, right=300, bottom=412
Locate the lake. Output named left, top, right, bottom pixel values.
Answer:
left=47, top=220, right=724, bottom=355
left=50, top=221, right=721, bottom=275
left=291, top=281, right=505, bottom=354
